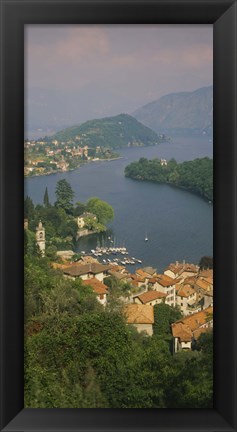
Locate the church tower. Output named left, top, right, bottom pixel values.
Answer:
left=36, top=220, right=45, bottom=256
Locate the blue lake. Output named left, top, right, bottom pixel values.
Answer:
left=25, top=137, right=213, bottom=272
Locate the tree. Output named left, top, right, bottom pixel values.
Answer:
left=73, top=201, right=86, bottom=217
left=43, top=187, right=50, bottom=207
left=199, top=256, right=213, bottom=269
left=86, top=197, right=114, bottom=225
left=153, top=303, right=182, bottom=337
left=55, top=179, right=74, bottom=214
left=24, top=196, right=35, bottom=220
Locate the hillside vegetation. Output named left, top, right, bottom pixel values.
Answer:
left=25, top=253, right=213, bottom=408
left=133, top=86, right=213, bottom=136
left=51, top=114, right=162, bottom=148
left=125, top=157, right=213, bottom=201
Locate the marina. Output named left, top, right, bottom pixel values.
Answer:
left=80, top=245, right=143, bottom=267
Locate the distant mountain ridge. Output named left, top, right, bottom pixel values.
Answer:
left=133, top=86, right=213, bottom=136
left=50, top=114, right=161, bottom=148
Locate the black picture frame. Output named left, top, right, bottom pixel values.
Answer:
left=0, top=0, right=236, bottom=431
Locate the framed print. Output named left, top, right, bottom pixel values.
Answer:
left=0, top=0, right=236, bottom=431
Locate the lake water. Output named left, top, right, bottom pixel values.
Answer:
left=25, top=137, right=213, bottom=272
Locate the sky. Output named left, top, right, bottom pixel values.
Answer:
left=25, top=25, right=213, bottom=136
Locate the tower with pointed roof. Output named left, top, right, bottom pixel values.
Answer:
left=36, top=220, right=45, bottom=256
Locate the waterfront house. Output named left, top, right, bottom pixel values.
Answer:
left=77, top=212, right=97, bottom=229
left=124, top=303, right=154, bottom=336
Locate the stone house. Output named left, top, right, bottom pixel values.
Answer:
left=124, top=303, right=154, bottom=336
left=77, top=212, right=97, bottom=229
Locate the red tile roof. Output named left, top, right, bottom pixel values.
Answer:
left=135, top=290, right=167, bottom=304
left=172, top=307, right=213, bottom=342
left=171, top=322, right=192, bottom=342
left=176, top=284, right=196, bottom=298
left=156, top=274, right=176, bottom=287
left=83, top=278, right=108, bottom=295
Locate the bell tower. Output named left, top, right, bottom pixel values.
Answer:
left=36, top=220, right=45, bottom=256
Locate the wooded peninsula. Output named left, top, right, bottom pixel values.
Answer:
left=124, top=157, right=213, bottom=202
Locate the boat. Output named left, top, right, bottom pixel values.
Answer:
left=145, top=237, right=148, bottom=241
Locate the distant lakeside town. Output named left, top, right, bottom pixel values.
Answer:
left=24, top=138, right=122, bottom=177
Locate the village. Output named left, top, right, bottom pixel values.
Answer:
left=34, top=219, right=213, bottom=355
left=24, top=138, right=119, bottom=177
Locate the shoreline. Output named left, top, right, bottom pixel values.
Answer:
left=126, top=176, right=213, bottom=204
left=25, top=156, right=124, bottom=179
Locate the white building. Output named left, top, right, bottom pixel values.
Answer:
left=35, top=220, right=45, bottom=257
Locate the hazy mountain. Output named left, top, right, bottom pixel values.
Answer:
left=133, top=86, right=213, bottom=136
left=50, top=114, right=161, bottom=148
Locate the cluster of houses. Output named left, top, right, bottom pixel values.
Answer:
left=52, top=252, right=213, bottom=353
left=24, top=138, right=103, bottom=176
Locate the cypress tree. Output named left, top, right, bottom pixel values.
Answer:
left=43, top=187, right=50, bottom=207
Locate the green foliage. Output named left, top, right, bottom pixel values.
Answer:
left=86, top=197, right=114, bottom=225
left=24, top=181, right=212, bottom=408
left=24, top=196, right=35, bottom=220
left=125, top=157, right=213, bottom=201
left=45, top=245, right=57, bottom=261
left=24, top=254, right=213, bottom=409
left=51, top=114, right=161, bottom=149
left=164, top=340, right=213, bottom=408
left=73, top=201, right=86, bottom=217
left=55, top=179, right=74, bottom=214
left=153, top=303, right=183, bottom=337
left=83, top=216, right=105, bottom=233
left=43, top=187, right=50, bottom=207
left=24, top=229, right=41, bottom=257
left=199, top=255, right=213, bottom=269
left=25, top=182, right=114, bottom=255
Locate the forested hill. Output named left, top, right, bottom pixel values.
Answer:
left=50, top=114, right=162, bottom=149
left=125, top=157, right=213, bottom=201
left=133, top=86, right=213, bottom=136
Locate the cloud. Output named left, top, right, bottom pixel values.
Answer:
left=25, top=24, right=213, bottom=107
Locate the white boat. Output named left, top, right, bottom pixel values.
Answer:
left=145, top=237, right=148, bottom=241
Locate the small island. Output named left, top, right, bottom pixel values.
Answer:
left=125, top=157, right=213, bottom=202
